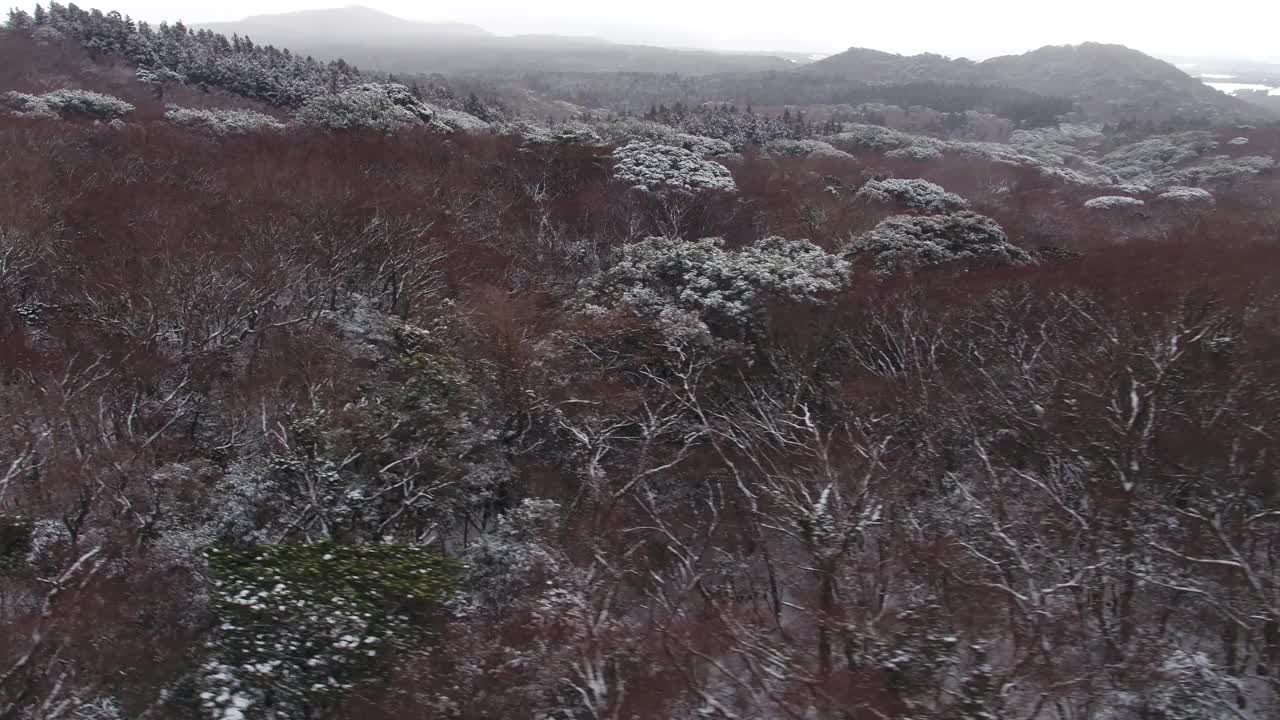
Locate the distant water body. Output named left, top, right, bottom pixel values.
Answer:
left=1200, top=76, right=1280, bottom=96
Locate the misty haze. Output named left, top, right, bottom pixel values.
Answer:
left=2, top=3, right=1279, bottom=720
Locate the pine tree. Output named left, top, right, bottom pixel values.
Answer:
left=6, top=8, right=35, bottom=29
left=464, top=92, right=485, bottom=119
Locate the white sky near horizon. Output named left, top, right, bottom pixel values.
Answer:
left=64, top=0, right=1280, bottom=61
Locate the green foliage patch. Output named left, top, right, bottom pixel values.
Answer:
left=200, top=543, right=455, bottom=718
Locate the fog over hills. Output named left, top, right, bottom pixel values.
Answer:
left=194, top=5, right=802, bottom=74
left=188, top=5, right=1271, bottom=124
left=806, top=42, right=1269, bottom=124
left=198, top=5, right=492, bottom=41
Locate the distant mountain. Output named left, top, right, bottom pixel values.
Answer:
left=305, top=40, right=798, bottom=75
left=804, top=48, right=977, bottom=84
left=195, top=5, right=796, bottom=75
left=198, top=5, right=492, bottom=43
left=191, top=8, right=1265, bottom=124
left=807, top=42, right=1272, bottom=124
left=981, top=44, right=1266, bottom=123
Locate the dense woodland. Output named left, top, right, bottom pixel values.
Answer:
left=3, top=8, right=1280, bottom=720
left=485, top=72, right=1075, bottom=127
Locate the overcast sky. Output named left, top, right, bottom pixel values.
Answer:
left=88, top=1, right=1280, bottom=60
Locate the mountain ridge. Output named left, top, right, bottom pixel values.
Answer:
left=192, top=6, right=1274, bottom=124
left=192, top=5, right=800, bottom=75
left=806, top=41, right=1271, bottom=123
left=198, top=5, right=492, bottom=41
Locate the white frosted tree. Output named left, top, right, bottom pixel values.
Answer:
left=594, top=118, right=732, bottom=156
left=293, top=83, right=438, bottom=133
left=3, top=89, right=134, bottom=120
left=844, top=212, right=1034, bottom=274
left=581, top=235, right=848, bottom=343
left=1083, top=196, right=1146, bottom=209
left=763, top=138, right=853, bottom=160
left=855, top=177, right=971, bottom=212
left=166, top=106, right=285, bottom=134
left=610, top=141, right=737, bottom=194
left=1158, top=186, right=1215, bottom=203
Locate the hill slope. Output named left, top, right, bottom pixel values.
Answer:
left=807, top=42, right=1271, bottom=125
left=804, top=47, right=980, bottom=84
left=982, top=43, right=1267, bottom=125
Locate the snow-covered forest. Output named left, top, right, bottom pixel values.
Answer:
left=2, top=6, right=1280, bottom=720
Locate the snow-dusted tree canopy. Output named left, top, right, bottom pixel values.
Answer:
left=844, top=211, right=1034, bottom=273
left=1157, top=185, right=1216, bottom=203
left=514, top=119, right=604, bottom=146
left=855, top=177, right=971, bottom=213
left=581, top=234, right=848, bottom=342
left=3, top=91, right=56, bottom=118
left=429, top=106, right=490, bottom=132
left=610, top=140, right=737, bottom=194
left=1083, top=195, right=1146, bottom=209
left=885, top=143, right=943, bottom=160
left=1098, top=132, right=1275, bottom=188
left=1110, top=183, right=1150, bottom=195
left=545, top=120, right=602, bottom=145
left=135, top=65, right=185, bottom=86
left=1100, top=131, right=1220, bottom=179
left=1140, top=650, right=1247, bottom=720
left=3, top=89, right=134, bottom=119
left=949, top=137, right=1114, bottom=187
left=453, top=498, right=569, bottom=617
left=594, top=117, right=732, bottom=156
left=667, top=104, right=818, bottom=150
left=1166, top=154, right=1276, bottom=186
left=495, top=120, right=546, bottom=142
left=21, top=3, right=365, bottom=107
left=763, top=138, right=853, bottom=160
left=293, top=83, right=439, bottom=133
left=822, top=122, right=1273, bottom=192
left=42, top=88, right=135, bottom=118
left=830, top=123, right=916, bottom=152
left=165, top=105, right=284, bottom=134
left=829, top=123, right=1122, bottom=187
